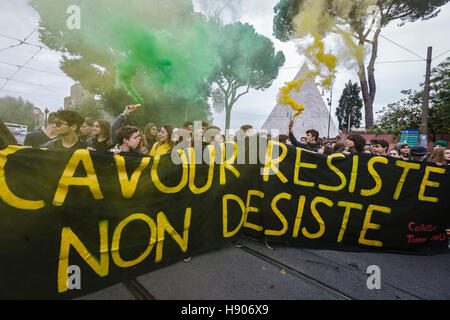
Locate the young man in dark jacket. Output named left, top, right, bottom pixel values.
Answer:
left=110, top=125, right=143, bottom=156
left=288, top=120, right=321, bottom=152
left=24, top=112, right=58, bottom=148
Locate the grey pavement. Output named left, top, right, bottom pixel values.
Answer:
left=78, top=239, right=450, bottom=300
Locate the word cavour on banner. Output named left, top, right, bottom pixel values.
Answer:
left=0, top=142, right=448, bottom=299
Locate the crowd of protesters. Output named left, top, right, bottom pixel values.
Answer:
left=1, top=107, right=449, bottom=245
left=284, top=118, right=449, bottom=166
left=1, top=106, right=449, bottom=167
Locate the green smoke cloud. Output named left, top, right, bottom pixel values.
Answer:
left=31, top=0, right=224, bottom=105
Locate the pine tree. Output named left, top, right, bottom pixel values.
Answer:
left=273, top=0, right=449, bottom=128
left=336, top=81, right=363, bottom=131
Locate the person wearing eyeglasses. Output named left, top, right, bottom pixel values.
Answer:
left=40, top=110, right=87, bottom=150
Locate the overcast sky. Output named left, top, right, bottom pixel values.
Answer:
left=0, top=0, right=449, bottom=131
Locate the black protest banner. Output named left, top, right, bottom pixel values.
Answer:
left=0, top=141, right=448, bottom=299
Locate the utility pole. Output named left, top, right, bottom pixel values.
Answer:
left=327, top=90, right=333, bottom=139
left=348, top=112, right=351, bottom=133
left=44, top=108, right=49, bottom=128
left=420, top=46, right=432, bottom=147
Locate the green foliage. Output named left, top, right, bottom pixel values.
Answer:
left=429, top=57, right=450, bottom=116
left=30, top=0, right=283, bottom=130
left=428, top=57, right=450, bottom=137
left=374, top=57, right=450, bottom=137
left=335, top=81, right=363, bottom=130
left=0, top=96, right=36, bottom=129
left=373, top=90, right=422, bottom=135
left=272, top=0, right=450, bottom=42
left=29, top=0, right=216, bottom=127
left=273, top=0, right=300, bottom=42
left=211, top=87, right=225, bottom=113
left=272, top=0, right=449, bottom=128
left=211, top=21, right=285, bottom=129
left=391, top=0, right=450, bottom=25
left=72, top=98, right=104, bottom=121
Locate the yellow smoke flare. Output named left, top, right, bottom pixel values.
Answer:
left=278, top=72, right=311, bottom=119
left=278, top=0, right=373, bottom=120
left=278, top=34, right=337, bottom=120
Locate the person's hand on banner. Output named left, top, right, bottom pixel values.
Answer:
left=110, top=148, right=122, bottom=156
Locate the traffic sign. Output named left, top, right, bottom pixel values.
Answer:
left=400, top=130, right=419, bottom=146
left=32, top=107, right=42, bottom=115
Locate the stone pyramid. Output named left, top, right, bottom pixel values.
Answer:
left=261, top=63, right=339, bottom=140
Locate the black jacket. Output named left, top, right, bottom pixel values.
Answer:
left=289, top=132, right=321, bottom=152
left=24, top=129, right=51, bottom=148
left=89, top=137, right=113, bottom=152
left=40, top=137, right=88, bottom=150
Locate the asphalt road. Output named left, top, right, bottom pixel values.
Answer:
left=78, top=237, right=450, bottom=301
